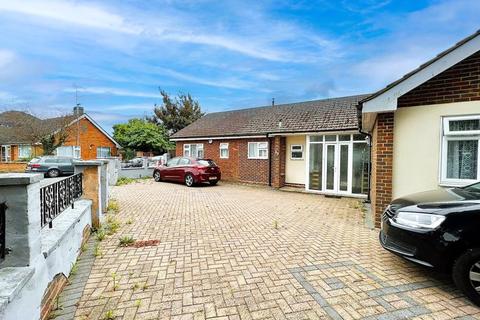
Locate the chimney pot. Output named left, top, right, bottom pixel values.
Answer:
left=73, top=105, right=84, bottom=116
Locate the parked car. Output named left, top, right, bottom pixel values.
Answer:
left=25, top=156, right=75, bottom=178
left=123, top=157, right=144, bottom=168
left=153, top=157, right=221, bottom=187
left=380, top=181, right=480, bottom=305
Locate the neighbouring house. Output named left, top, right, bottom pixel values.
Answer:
left=359, top=29, right=480, bottom=227
left=0, top=106, right=120, bottom=162
left=170, top=95, right=371, bottom=198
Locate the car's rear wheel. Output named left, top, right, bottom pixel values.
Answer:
left=184, top=173, right=194, bottom=187
left=209, top=180, right=218, bottom=186
left=153, top=171, right=161, bottom=182
left=47, top=169, right=60, bottom=178
left=453, top=249, right=480, bottom=306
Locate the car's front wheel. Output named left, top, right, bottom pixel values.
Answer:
left=184, top=173, right=194, bottom=187
left=47, top=169, right=60, bottom=178
left=153, top=171, right=161, bottom=182
left=453, top=249, right=480, bottom=306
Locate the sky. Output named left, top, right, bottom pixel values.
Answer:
left=0, top=0, right=479, bottom=132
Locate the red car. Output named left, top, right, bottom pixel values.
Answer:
left=153, top=157, right=221, bottom=187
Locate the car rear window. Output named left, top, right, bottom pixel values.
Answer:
left=464, top=182, right=480, bottom=193
left=197, top=159, right=216, bottom=167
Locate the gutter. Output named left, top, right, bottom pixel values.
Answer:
left=267, top=133, right=272, bottom=187
left=357, top=103, right=372, bottom=203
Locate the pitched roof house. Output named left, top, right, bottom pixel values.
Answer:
left=0, top=106, right=120, bottom=162
left=171, top=95, right=371, bottom=196
left=359, top=29, right=480, bottom=227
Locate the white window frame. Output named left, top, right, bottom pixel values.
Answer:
left=18, top=144, right=32, bottom=159
left=219, top=143, right=229, bottom=159
left=183, top=143, right=204, bottom=158
left=290, top=144, right=304, bottom=160
left=96, top=146, right=111, bottom=158
left=248, top=141, right=268, bottom=159
left=440, top=115, right=480, bottom=186
left=56, top=146, right=81, bottom=159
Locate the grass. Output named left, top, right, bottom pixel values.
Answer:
left=118, top=235, right=135, bottom=247
left=106, top=216, right=121, bottom=235
left=96, top=229, right=106, bottom=241
left=94, top=243, right=102, bottom=257
left=115, top=177, right=136, bottom=186
left=107, top=199, right=120, bottom=214
left=134, top=299, right=142, bottom=307
left=273, top=220, right=279, bottom=230
left=70, top=261, right=78, bottom=276
left=126, top=218, right=133, bottom=225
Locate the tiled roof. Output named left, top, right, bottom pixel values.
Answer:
left=171, top=94, right=370, bottom=139
left=0, top=111, right=75, bottom=145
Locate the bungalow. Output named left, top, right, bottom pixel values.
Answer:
left=360, top=29, right=480, bottom=227
left=0, top=106, right=120, bottom=162
left=170, top=95, right=371, bottom=198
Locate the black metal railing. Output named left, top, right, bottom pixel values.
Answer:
left=0, top=202, right=6, bottom=262
left=40, top=173, right=83, bottom=228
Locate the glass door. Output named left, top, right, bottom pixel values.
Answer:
left=338, top=143, right=350, bottom=193
left=324, top=144, right=337, bottom=192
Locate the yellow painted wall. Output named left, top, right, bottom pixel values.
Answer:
left=393, top=101, right=480, bottom=198
left=285, top=135, right=306, bottom=185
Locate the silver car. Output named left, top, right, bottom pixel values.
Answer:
left=25, top=156, right=75, bottom=178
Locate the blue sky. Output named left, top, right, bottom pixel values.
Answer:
left=0, top=0, right=479, bottom=132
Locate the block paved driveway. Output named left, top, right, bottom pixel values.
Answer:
left=71, top=181, right=480, bottom=319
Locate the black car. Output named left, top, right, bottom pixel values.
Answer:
left=380, top=181, right=480, bottom=305
left=25, top=156, right=75, bottom=178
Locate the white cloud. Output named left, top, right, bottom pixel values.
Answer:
left=64, top=87, right=158, bottom=98
left=0, top=49, right=15, bottom=69
left=0, top=0, right=337, bottom=62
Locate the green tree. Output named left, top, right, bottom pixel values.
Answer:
left=150, top=90, right=204, bottom=134
left=113, top=118, right=173, bottom=153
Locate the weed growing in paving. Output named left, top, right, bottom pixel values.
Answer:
left=107, top=199, right=120, bottom=213
left=134, top=299, right=141, bottom=307
left=111, top=272, right=119, bottom=291
left=94, top=243, right=102, bottom=257
left=70, top=262, right=78, bottom=276
left=273, top=220, right=279, bottom=229
left=103, top=310, right=115, bottom=320
left=126, top=218, right=133, bottom=225
left=96, top=229, right=106, bottom=241
left=115, top=177, right=136, bottom=186
left=80, top=243, right=88, bottom=253
left=119, top=236, right=135, bottom=247
left=106, top=216, right=121, bottom=235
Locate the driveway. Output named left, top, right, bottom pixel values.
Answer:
left=65, top=181, right=479, bottom=319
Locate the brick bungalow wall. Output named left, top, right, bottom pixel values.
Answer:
left=398, top=50, right=480, bottom=107
left=371, top=50, right=480, bottom=227
left=63, top=118, right=118, bottom=160
left=175, top=137, right=286, bottom=187
left=371, top=113, right=394, bottom=227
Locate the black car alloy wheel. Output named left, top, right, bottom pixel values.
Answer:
left=453, top=249, right=480, bottom=306
left=153, top=171, right=161, bottom=182
left=47, top=169, right=60, bottom=178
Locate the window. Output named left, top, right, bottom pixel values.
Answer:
left=183, top=144, right=204, bottom=158
left=441, top=116, right=480, bottom=185
left=1, top=145, right=11, bottom=162
left=56, top=146, right=81, bottom=158
left=178, top=158, right=191, bottom=165
left=18, top=145, right=32, bottom=159
left=290, top=144, right=303, bottom=159
left=248, top=142, right=268, bottom=159
left=167, top=157, right=180, bottom=167
left=220, top=143, right=229, bottom=159
left=96, top=147, right=111, bottom=158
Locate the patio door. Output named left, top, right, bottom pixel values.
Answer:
left=323, top=143, right=350, bottom=194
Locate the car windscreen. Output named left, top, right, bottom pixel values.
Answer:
left=197, top=159, right=216, bottom=167
left=463, top=182, right=480, bottom=193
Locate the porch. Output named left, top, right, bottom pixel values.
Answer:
left=275, top=132, right=370, bottom=198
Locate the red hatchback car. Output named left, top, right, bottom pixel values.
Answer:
left=153, top=157, right=221, bottom=187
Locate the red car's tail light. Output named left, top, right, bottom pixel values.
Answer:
left=30, top=164, right=41, bottom=168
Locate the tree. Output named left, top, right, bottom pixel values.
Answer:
left=149, top=90, right=204, bottom=134
left=113, top=118, right=173, bottom=154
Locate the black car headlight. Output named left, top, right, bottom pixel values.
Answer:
left=392, top=211, right=445, bottom=230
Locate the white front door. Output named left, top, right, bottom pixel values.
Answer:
left=0, top=145, right=11, bottom=162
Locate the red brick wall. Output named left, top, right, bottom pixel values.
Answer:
left=398, top=51, right=480, bottom=107
left=63, top=118, right=118, bottom=160
left=371, top=113, right=394, bottom=227
left=175, top=138, right=286, bottom=186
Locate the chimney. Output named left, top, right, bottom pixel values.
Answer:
left=73, top=104, right=84, bottom=116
